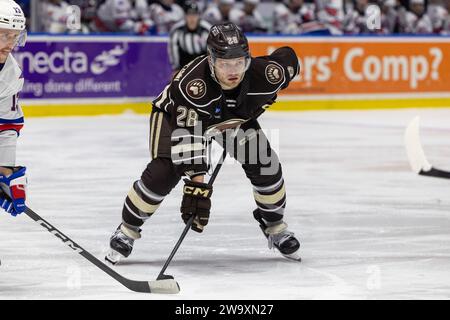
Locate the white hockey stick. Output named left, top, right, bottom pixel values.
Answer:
left=404, top=116, right=450, bottom=179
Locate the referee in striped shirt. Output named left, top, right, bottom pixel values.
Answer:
left=168, top=1, right=211, bottom=75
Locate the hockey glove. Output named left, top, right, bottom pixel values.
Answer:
left=0, top=197, right=14, bottom=215
left=0, top=167, right=27, bottom=217
left=181, top=179, right=212, bottom=233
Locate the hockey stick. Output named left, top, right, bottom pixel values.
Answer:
left=405, top=116, right=450, bottom=179
left=21, top=206, right=179, bottom=294
left=157, top=148, right=228, bottom=281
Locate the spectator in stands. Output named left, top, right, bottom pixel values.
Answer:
left=273, top=0, right=315, bottom=34
left=145, top=0, right=185, bottom=34
left=70, top=0, right=98, bottom=33
left=33, top=0, right=450, bottom=35
left=379, top=0, right=400, bottom=34
left=400, top=0, right=433, bottom=33
left=344, top=0, right=354, bottom=13
left=343, top=0, right=382, bottom=34
left=203, top=0, right=235, bottom=25
left=442, top=0, right=450, bottom=34
left=229, top=0, right=267, bottom=33
left=316, top=0, right=345, bottom=34
left=427, top=0, right=448, bottom=33
left=90, top=0, right=150, bottom=33
left=131, top=0, right=156, bottom=33
left=41, top=0, right=72, bottom=33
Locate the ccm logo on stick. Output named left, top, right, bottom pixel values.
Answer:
left=36, top=220, right=83, bottom=254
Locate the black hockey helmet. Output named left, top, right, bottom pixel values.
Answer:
left=207, top=23, right=251, bottom=80
left=183, top=1, right=201, bottom=15
left=207, top=22, right=250, bottom=60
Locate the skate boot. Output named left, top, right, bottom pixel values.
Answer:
left=253, top=209, right=301, bottom=261
left=105, top=223, right=141, bottom=265
left=265, top=222, right=301, bottom=261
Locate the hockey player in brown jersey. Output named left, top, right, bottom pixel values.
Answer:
left=106, top=23, right=302, bottom=264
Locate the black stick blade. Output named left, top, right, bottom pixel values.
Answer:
left=419, top=168, right=450, bottom=179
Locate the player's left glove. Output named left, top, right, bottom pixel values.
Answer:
left=180, top=179, right=212, bottom=233
left=0, top=166, right=27, bottom=216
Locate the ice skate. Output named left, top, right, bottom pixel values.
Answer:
left=105, top=224, right=141, bottom=265
left=265, top=222, right=301, bottom=262
left=253, top=209, right=301, bottom=261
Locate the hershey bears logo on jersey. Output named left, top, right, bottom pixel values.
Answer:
left=265, top=64, right=283, bottom=85
left=186, top=79, right=206, bottom=99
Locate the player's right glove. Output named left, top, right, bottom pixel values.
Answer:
left=0, top=166, right=27, bottom=217
left=180, top=179, right=212, bottom=233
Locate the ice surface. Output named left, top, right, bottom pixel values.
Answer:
left=1, top=108, right=450, bottom=299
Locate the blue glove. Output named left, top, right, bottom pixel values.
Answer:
left=0, top=196, right=14, bottom=215
left=0, top=167, right=27, bottom=217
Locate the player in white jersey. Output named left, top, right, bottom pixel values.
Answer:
left=91, top=0, right=150, bottom=34
left=229, top=0, right=267, bottom=33
left=0, top=0, right=28, bottom=217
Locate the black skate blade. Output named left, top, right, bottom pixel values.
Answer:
left=280, top=250, right=302, bottom=262
left=105, top=257, right=117, bottom=266
left=283, top=254, right=302, bottom=262
left=105, top=256, right=118, bottom=265
left=105, top=249, right=124, bottom=265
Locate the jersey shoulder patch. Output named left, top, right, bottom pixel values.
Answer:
left=264, top=63, right=284, bottom=85
left=248, top=57, right=287, bottom=95
left=174, top=56, right=222, bottom=108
